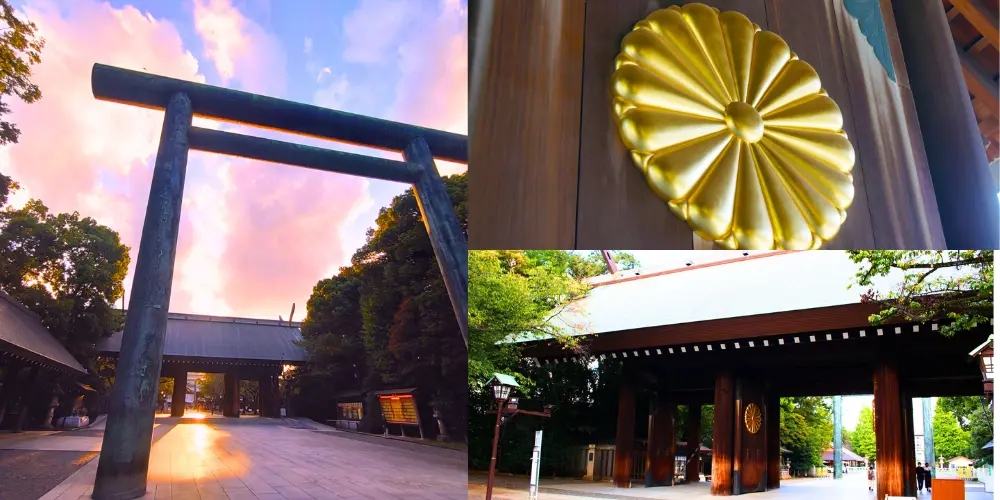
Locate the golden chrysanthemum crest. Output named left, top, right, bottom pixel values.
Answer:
left=611, top=3, right=856, bottom=250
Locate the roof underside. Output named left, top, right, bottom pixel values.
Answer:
left=0, top=291, right=88, bottom=374
left=97, top=313, right=306, bottom=362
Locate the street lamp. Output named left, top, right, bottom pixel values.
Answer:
left=970, top=335, right=994, bottom=402
left=486, top=373, right=519, bottom=500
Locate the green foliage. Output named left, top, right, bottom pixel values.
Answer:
left=841, top=426, right=853, bottom=451
left=851, top=407, right=876, bottom=460
left=294, top=173, right=467, bottom=438
left=0, top=0, right=44, bottom=146
left=0, top=173, right=130, bottom=381
left=933, top=399, right=972, bottom=460
left=938, top=396, right=993, bottom=463
left=847, top=251, right=993, bottom=335
left=779, top=397, right=832, bottom=474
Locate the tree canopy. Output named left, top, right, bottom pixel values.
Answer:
left=0, top=173, right=130, bottom=377
left=293, top=173, right=467, bottom=439
left=847, top=251, right=993, bottom=335
left=851, top=406, right=877, bottom=460
left=933, top=399, right=972, bottom=461
left=937, top=396, right=993, bottom=464
left=0, top=0, right=45, bottom=146
left=779, top=397, right=832, bottom=474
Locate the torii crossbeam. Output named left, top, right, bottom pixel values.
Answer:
left=89, top=63, right=468, bottom=500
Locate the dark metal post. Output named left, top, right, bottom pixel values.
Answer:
left=403, top=137, right=468, bottom=349
left=833, top=395, right=843, bottom=479
left=93, top=92, right=192, bottom=500
left=485, top=398, right=505, bottom=500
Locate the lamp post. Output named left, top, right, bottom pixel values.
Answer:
left=486, top=374, right=518, bottom=500
left=970, top=335, right=994, bottom=403
left=485, top=374, right=553, bottom=500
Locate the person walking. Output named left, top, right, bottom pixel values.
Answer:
left=916, top=462, right=925, bottom=492
left=868, top=463, right=876, bottom=491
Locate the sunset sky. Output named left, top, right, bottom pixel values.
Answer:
left=2, top=0, right=467, bottom=319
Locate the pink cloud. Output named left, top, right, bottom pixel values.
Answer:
left=192, top=0, right=285, bottom=96
left=0, top=0, right=206, bottom=311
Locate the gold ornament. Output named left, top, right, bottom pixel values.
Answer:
left=745, top=402, right=762, bottom=434
left=611, top=3, right=856, bottom=249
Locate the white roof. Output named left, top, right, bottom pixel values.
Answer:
left=551, top=251, right=935, bottom=336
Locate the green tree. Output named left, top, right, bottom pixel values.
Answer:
left=0, top=175, right=130, bottom=377
left=933, top=399, right=972, bottom=460
left=851, top=407, right=876, bottom=460
left=779, top=397, right=832, bottom=474
left=937, top=396, right=993, bottom=462
left=847, top=251, right=993, bottom=335
left=0, top=0, right=45, bottom=146
left=295, top=173, right=467, bottom=439
left=841, top=426, right=853, bottom=451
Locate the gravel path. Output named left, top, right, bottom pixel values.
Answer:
left=0, top=449, right=98, bottom=500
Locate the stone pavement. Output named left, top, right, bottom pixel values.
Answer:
left=35, top=416, right=465, bottom=500
left=468, top=471, right=994, bottom=499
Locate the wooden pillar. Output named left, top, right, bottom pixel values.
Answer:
left=0, top=362, right=23, bottom=429
left=686, top=403, right=702, bottom=483
left=645, top=393, right=675, bottom=487
left=404, top=138, right=468, bottom=350
left=613, top=367, right=636, bottom=488
left=889, top=0, right=999, bottom=248
left=223, top=371, right=239, bottom=418
left=170, top=372, right=186, bottom=417
left=765, top=393, right=780, bottom=490
left=901, top=391, right=917, bottom=496
left=874, top=361, right=905, bottom=499
left=711, top=372, right=734, bottom=496
left=93, top=92, right=192, bottom=500
left=258, top=376, right=271, bottom=417
left=10, top=367, right=39, bottom=433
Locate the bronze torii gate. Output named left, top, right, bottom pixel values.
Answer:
left=89, top=63, right=469, bottom=500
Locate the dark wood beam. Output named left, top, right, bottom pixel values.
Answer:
left=91, top=64, right=468, bottom=163
left=613, top=371, right=636, bottom=488
left=646, top=394, right=675, bottom=487
left=711, top=373, right=734, bottom=496
left=957, top=43, right=1000, bottom=114
left=187, top=127, right=422, bottom=184
left=948, top=0, right=999, bottom=50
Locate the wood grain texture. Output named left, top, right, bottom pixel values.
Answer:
left=575, top=0, right=771, bottom=249
left=711, top=372, right=734, bottom=496
left=468, top=0, right=585, bottom=249
left=766, top=0, right=877, bottom=248
left=765, top=392, right=781, bottom=490
left=874, top=361, right=905, bottom=499
left=736, top=379, right=766, bottom=493
left=646, top=394, right=675, bottom=486
left=613, top=368, right=637, bottom=488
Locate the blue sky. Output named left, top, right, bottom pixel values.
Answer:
left=4, top=0, right=468, bottom=318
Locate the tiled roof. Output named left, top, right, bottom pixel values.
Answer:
left=0, top=290, right=88, bottom=374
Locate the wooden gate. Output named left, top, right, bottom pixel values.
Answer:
left=736, top=379, right=767, bottom=494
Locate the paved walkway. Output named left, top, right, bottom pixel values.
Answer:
left=468, top=472, right=993, bottom=499
left=33, top=416, right=465, bottom=499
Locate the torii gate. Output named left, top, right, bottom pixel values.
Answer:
left=88, top=64, right=469, bottom=500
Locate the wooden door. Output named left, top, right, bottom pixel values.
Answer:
left=736, top=380, right=767, bottom=493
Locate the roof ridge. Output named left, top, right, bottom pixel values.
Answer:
left=590, top=250, right=798, bottom=288
left=0, top=288, right=46, bottom=321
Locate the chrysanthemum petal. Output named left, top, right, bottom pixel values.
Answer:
left=611, top=63, right=724, bottom=120
left=644, top=9, right=730, bottom=106
left=731, top=143, right=775, bottom=249
left=746, top=31, right=790, bottom=108
left=763, top=126, right=855, bottom=173
left=618, top=107, right=726, bottom=153
left=645, top=130, right=732, bottom=202
left=719, top=10, right=755, bottom=102
left=688, top=139, right=741, bottom=240
left=751, top=144, right=814, bottom=249
left=680, top=3, right=737, bottom=103
left=762, top=94, right=843, bottom=131
left=757, top=143, right=844, bottom=241
left=755, top=59, right=822, bottom=116
left=759, top=136, right=855, bottom=209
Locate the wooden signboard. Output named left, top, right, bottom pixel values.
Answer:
left=378, top=394, right=418, bottom=425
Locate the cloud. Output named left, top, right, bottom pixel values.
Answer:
left=0, top=0, right=208, bottom=309
left=192, top=0, right=286, bottom=96
left=342, top=0, right=417, bottom=65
